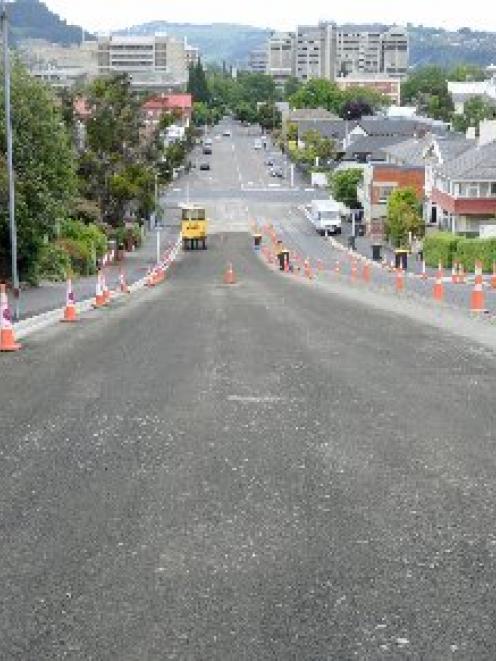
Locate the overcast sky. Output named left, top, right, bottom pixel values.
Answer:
left=43, top=0, right=496, bottom=33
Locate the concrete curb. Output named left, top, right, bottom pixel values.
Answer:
left=14, top=238, right=182, bottom=341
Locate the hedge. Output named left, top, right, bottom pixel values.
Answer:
left=455, top=238, right=496, bottom=273
left=423, top=232, right=462, bottom=268
left=424, top=231, right=496, bottom=272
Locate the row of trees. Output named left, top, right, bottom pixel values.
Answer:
left=0, top=64, right=181, bottom=282
left=401, top=65, right=496, bottom=130
left=289, top=78, right=389, bottom=119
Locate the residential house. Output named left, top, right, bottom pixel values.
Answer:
left=431, top=138, right=496, bottom=235
left=358, top=159, right=425, bottom=239
left=341, top=135, right=406, bottom=165
left=141, top=93, right=193, bottom=141
left=383, top=133, right=474, bottom=225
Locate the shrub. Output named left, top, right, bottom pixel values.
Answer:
left=423, top=232, right=462, bottom=268
left=455, top=237, right=496, bottom=273
left=56, top=238, right=94, bottom=276
left=38, top=242, right=72, bottom=282
left=59, top=218, right=107, bottom=262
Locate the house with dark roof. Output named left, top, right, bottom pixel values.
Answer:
left=341, top=135, right=406, bottom=164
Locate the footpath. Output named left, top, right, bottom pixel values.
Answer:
left=8, top=228, right=177, bottom=321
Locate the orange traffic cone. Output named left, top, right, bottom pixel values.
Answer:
left=93, top=272, right=106, bottom=308
left=471, top=261, right=488, bottom=313
left=224, top=263, right=236, bottom=285
left=396, top=265, right=405, bottom=292
left=146, top=267, right=156, bottom=287
left=491, top=262, right=496, bottom=289
left=283, top=254, right=290, bottom=273
left=351, top=259, right=358, bottom=282
left=433, top=262, right=444, bottom=302
left=61, top=279, right=78, bottom=323
left=451, top=262, right=459, bottom=285
left=304, top=258, right=313, bottom=279
left=120, top=269, right=130, bottom=294
left=362, top=262, right=371, bottom=283
left=102, top=270, right=111, bottom=302
left=0, top=283, right=21, bottom=351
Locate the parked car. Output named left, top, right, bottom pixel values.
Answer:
left=222, top=129, right=232, bottom=137
left=199, top=162, right=210, bottom=171
left=265, top=157, right=275, bottom=167
left=202, top=146, right=212, bottom=155
left=254, top=139, right=262, bottom=150
left=270, top=166, right=284, bottom=178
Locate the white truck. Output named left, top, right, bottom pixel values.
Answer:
left=309, top=199, right=343, bottom=235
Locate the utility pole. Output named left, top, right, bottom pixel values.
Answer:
left=1, top=1, right=18, bottom=319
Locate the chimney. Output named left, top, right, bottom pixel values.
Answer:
left=478, top=119, right=496, bottom=146
left=466, top=126, right=477, bottom=141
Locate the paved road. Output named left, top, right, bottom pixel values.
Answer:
left=3, top=233, right=496, bottom=658
left=3, top=120, right=496, bottom=658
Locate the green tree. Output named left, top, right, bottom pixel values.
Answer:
left=340, top=86, right=390, bottom=118
left=0, top=62, right=77, bottom=281
left=451, top=96, right=496, bottom=133
left=401, top=66, right=454, bottom=121
left=284, top=76, right=302, bottom=99
left=294, top=129, right=335, bottom=167
left=329, top=169, right=363, bottom=209
left=187, top=60, right=210, bottom=103
left=237, top=72, right=276, bottom=104
left=448, top=64, right=486, bottom=82
left=257, top=102, right=282, bottom=130
left=385, top=187, right=424, bottom=248
left=290, top=79, right=342, bottom=115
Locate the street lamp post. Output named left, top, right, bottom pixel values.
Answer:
left=1, top=1, right=19, bottom=319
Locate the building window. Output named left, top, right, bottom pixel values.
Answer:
left=491, top=183, right=496, bottom=197
left=377, top=185, right=395, bottom=202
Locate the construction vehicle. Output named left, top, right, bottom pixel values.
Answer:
left=180, top=204, right=208, bottom=250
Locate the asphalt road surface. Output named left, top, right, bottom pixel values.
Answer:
left=3, top=121, right=496, bottom=659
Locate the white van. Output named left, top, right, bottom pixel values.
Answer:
left=254, top=139, right=262, bottom=150
left=309, top=199, right=342, bottom=235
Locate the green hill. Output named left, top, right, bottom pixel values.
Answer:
left=117, top=22, right=270, bottom=65
left=8, top=0, right=87, bottom=45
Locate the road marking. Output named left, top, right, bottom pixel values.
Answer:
left=305, top=188, right=315, bottom=192
left=227, top=395, right=284, bottom=403
left=173, top=188, right=181, bottom=192
left=268, top=183, right=281, bottom=188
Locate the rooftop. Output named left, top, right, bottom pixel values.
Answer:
left=435, top=140, right=496, bottom=180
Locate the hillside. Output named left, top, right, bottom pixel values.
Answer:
left=121, top=21, right=496, bottom=69
left=8, top=0, right=86, bottom=45
left=117, top=22, right=271, bottom=65
left=6, top=3, right=496, bottom=71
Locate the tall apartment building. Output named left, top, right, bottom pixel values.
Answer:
left=96, top=35, right=189, bottom=91
left=255, top=23, right=408, bottom=84
left=248, top=47, right=268, bottom=74
left=267, top=32, right=296, bottom=86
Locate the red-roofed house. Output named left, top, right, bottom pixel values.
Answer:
left=142, top=93, right=193, bottom=139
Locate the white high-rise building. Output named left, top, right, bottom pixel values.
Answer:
left=267, top=31, right=296, bottom=86
left=96, top=35, right=189, bottom=91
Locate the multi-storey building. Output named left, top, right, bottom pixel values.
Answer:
left=248, top=47, right=268, bottom=74
left=96, top=35, right=189, bottom=91
left=267, top=31, right=296, bottom=86
left=253, top=23, right=408, bottom=84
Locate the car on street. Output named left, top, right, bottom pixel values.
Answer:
left=254, top=139, right=262, bottom=150
left=222, top=129, right=232, bottom=137
left=265, top=157, right=275, bottom=167
left=270, top=165, right=284, bottom=178
left=202, top=146, right=212, bottom=155
left=199, top=162, right=210, bottom=171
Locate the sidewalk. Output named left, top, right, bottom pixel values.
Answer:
left=8, top=228, right=178, bottom=321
